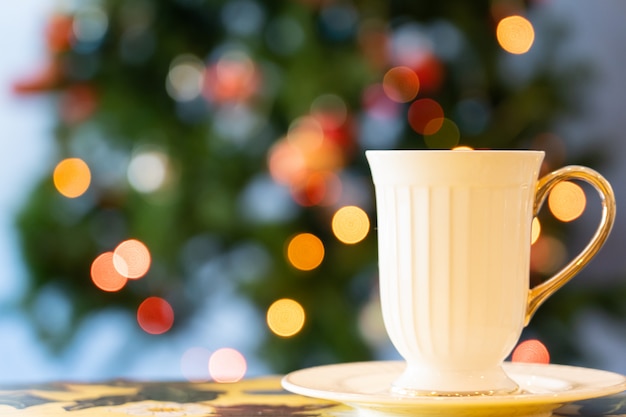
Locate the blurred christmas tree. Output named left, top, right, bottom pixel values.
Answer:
left=13, top=0, right=600, bottom=373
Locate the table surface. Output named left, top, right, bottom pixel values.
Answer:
left=0, top=376, right=625, bottom=416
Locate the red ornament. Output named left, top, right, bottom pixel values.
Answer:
left=45, top=14, right=75, bottom=53
left=12, top=60, right=63, bottom=94
left=59, top=83, right=99, bottom=125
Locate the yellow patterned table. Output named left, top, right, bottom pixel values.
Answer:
left=0, top=376, right=624, bottom=416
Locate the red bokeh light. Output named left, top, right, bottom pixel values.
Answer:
left=407, top=98, right=444, bottom=135
left=137, top=297, right=175, bottom=335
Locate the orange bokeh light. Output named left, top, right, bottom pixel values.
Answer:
left=267, top=140, right=307, bottom=185
left=113, top=239, right=151, bottom=279
left=512, top=339, right=550, bottom=364
left=267, top=298, right=306, bottom=337
left=332, top=205, right=370, bottom=244
left=382, top=66, right=420, bottom=103
left=496, top=15, right=535, bottom=55
left=548, top=181, right=586, bottom=222
left=53, top=157, right=91, bottom=198
left=209, top=348, right=247, bottom=383
left=287, top=233, right=325, bottom=271
left=137, top=297, right=174, bottom=335
left=407, top=98, right=444, bottom=135
left=90, top=252, right=128, bottom=292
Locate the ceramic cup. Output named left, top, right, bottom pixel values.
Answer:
left=366, top=150, right=616, bottom=396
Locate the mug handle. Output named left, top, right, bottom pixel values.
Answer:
left=524, top=165, right=616, bottom=326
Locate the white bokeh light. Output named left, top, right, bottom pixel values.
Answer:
left=127, top=150, right=170, bottom=193
left=166, top=54, right=205, bottom=102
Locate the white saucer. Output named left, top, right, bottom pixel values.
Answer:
left=282, top=361, right=626, bottom=417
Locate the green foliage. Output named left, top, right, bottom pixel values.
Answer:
left=15, top=0, right=595, bottom=372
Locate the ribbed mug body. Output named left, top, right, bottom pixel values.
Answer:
left=367, top=150, right=544, bottom=395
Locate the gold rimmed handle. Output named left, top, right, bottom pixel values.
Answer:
left=525, top=166, right=616, bottom=326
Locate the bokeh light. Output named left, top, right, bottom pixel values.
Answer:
left=181, top=347, right=212, bottom=382
left=166, top=54, right=205, bottom=102
left=266, top=15, right=305, bottom=56
left=127, top=150, right=171, bottom=193
left=53, top=158, right=91, bottom=198
left=203, top=50, right=259, bottom=104
left=137, top=297, right=174, bottom=335
left=90, top=252, right=127, bottom=292
left=407, top=98, right=444, bottom=135
left=310, top=93, right=348, bottom=131
left=332, top=205, right=370, bottom=244
left=267, top=140, right=307, bottom=185
left=512, top=339, right=550, bottom=364
left=382, top=66, right=420, bottom=103
left=209, top=348, right=247, bottom=383
left=496, top=15, right=535, bottom=55
left=72, top=5, right=108, bottom=46
left=290, top=170, right=342, bottom=207
left=530, top=235, right=567, bottom=275
left=548, top=181, right=586, bottom=222
left=531, top=217, right=541, bottom=245
left=288, top=116, right=325, bottom=149
left=423, top=118, right=460, bottom=149
left=267, top=298, right=306, bottom=337
left=287, top=233, right=325, bottom=271
left=113, top=239, right=151, bottom=279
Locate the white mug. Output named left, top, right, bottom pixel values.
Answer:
left=366, top=150, right=616, bottom=396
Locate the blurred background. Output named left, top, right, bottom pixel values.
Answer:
left=1, top=0, right=626, bottom=383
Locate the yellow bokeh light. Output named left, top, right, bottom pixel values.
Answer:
left=382, top=66, right=420, bottom=103
left=332, top=205, right=370, bottom=244
left=452, top=146, right=474, bottom=151
left=424, top=118, right=460, bottom=149
left=496, top=15, right=535, bottom=55
left=548, top=181, right=586, bottom=222
left=287, top=233, right=325, bottom=271
left=53, top=158, right=91, bottom=198
left=531, top=217, right=541, bottom=245
left=267, top=298, right=306, bottom=337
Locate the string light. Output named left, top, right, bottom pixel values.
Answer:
left=332, top=206, right=370, bottom=244
left=180, top=347, right=212, bottom=382
left=209, top=348, right=247, bottom=382
left=267, top=298, right=306, bottom=337
left=113, top=239, right=151, bottom=279
left=53, top=158, right=91, bottom=198
left=548, top=181, right=586, bottom=222
left=423, top=117, right=460, bottom=149
left=512, top=339, right=550, bottom=364
left=531, top=217, right=541, bottom=245
left=286, top=233, right=325, bottom=271
left=407, top=98, right=444, bottom=135
left=496, top=15, right=535, bottom=54
left=137, top=297, right=174, bottom=335
left=382, top=66, right=420, bottom=103
left=90, top=252, right=127, bottom=292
